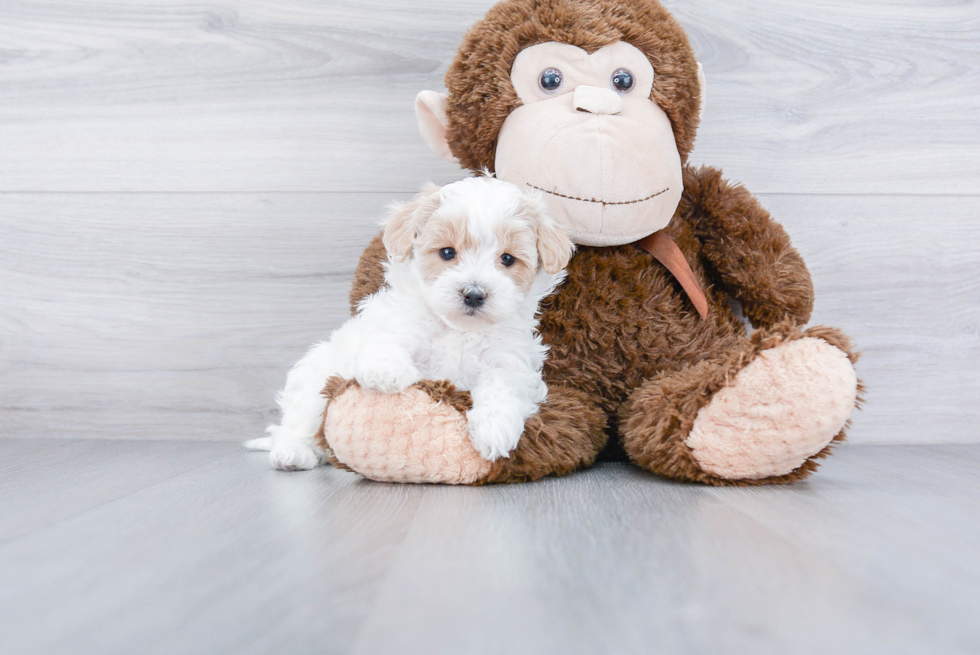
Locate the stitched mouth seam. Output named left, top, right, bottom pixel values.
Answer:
left=526, top=183, right=670, bottom=207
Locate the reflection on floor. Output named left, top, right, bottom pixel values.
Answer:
left=0, top=440, right=977, bottom=655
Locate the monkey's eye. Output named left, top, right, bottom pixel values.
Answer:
left=500, top=253, right=516, bottom=267
left=439, top=247, right=456, bottom=261
left=611, top=68, right=634, bottom=93
left=539, top=68, right=563, bottom=93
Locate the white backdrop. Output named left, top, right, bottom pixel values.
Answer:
left=1, top=0, right=977, bottom=444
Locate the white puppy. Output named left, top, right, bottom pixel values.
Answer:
left=249, top=176, right=574, bottom=471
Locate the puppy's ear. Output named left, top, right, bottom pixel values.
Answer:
left=537, top=220, right=575, bottom=274
left=382, top=183, right=441, bottom=261
left=519, top=191, right=575, bottom=274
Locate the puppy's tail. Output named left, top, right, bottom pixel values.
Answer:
left=243, top=437, right=272, bottom=451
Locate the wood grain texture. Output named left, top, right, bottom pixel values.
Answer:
left=354, top=446, right=980, bottom=655
left=0, top=192, right=388, bottom=441
left=0, top=440, right=427, bottom=655
left=0, top=438, right=230, bottom=543
left=0, top=1, right=977, bottom=445
left=0, top=0, right=976, bottom=193
left=0, top=441, right=977, bottom=654
left=1, top=192, right=977, bottom=444
left=764, top=193, right=980, bottom=444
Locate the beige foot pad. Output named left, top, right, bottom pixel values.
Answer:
left=322, top=381, right=492, bottom=485
left=686, top=337, right=858, bottom=480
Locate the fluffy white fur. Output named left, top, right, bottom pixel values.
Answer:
left=249, top=176, right=572, bottom=471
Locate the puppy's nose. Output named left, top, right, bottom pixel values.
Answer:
left=462, top=286, right=487, bottom=309
left=574, top=85, right=623, bottom=115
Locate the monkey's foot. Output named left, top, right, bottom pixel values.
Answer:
left=686, top=336, right=858, bottom=480
left=621, top=323, right=861, bottom=485
left=321, top=379, right=492, bottom=485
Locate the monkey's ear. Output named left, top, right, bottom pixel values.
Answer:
left=415, top=91, right=459, bottom=164
left=382, top=183, right=442, bottom=262
left=697, top=62, right=706, bottom=122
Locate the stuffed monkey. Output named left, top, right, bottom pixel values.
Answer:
left=316, top=0, right=861, bottom=486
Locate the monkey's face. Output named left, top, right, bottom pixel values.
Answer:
left=494, top=42, right=684, bottom=247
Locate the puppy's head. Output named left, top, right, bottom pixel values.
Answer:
left=383, top=176, right=574, bottom=328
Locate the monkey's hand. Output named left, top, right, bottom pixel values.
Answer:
left=682, top=164, right=814, bottom=328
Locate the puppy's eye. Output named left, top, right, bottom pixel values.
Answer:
left=439, top=247, right=456, bottom=261
left=611, top=68, right=634, bottom=93
left=539, top=68, right=563, bottom=93
left=500, top=253, right=516, bottom=267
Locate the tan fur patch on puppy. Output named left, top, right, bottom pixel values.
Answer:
left=494, top=221, right=537, bottom=292
left=382, top=182, right=442, bottom=262
left=415, top=212, right=475, bottom=283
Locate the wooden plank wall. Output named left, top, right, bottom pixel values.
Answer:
left=1, top=0, right=977, bottom=444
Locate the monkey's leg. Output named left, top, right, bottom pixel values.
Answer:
left=619, top=322, right=861, bottom=485
left=320, top=380, right=606, bottom=485
left=485, top=385, right=607, bottom=484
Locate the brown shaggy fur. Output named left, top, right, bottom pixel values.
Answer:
left=349, top=235, right=388, bottom=315
left=484, top=385, right=608, bottom=484
left=445, top=0, right=702, bottom=171
left=348, top=164, right=852, bottom=485
left=414, top=379, right=474, bottom=413
left=337, top=0, right=859, bottom=486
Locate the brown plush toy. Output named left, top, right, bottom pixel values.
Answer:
left=318, top=0, right=861, bottom=486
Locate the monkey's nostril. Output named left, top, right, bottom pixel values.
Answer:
left=573, top=85, right=623, bottom=115
left=462, top=287, right=487, bottom=309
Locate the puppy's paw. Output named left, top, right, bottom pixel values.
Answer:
left=269, top=440, right=321, bottom=471
left=466, top=406, right=524, bottom=461
left=354, top=356, right=421, bottom=394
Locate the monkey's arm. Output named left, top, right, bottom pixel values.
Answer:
left=348, top=231, right=388, bottom=315
left=681, top=165, right=814, bottom=328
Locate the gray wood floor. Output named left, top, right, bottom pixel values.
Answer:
left=0, top=440, right=977, bottom=655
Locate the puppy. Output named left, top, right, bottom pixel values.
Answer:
left=248, top=176, right=574, bottom=471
